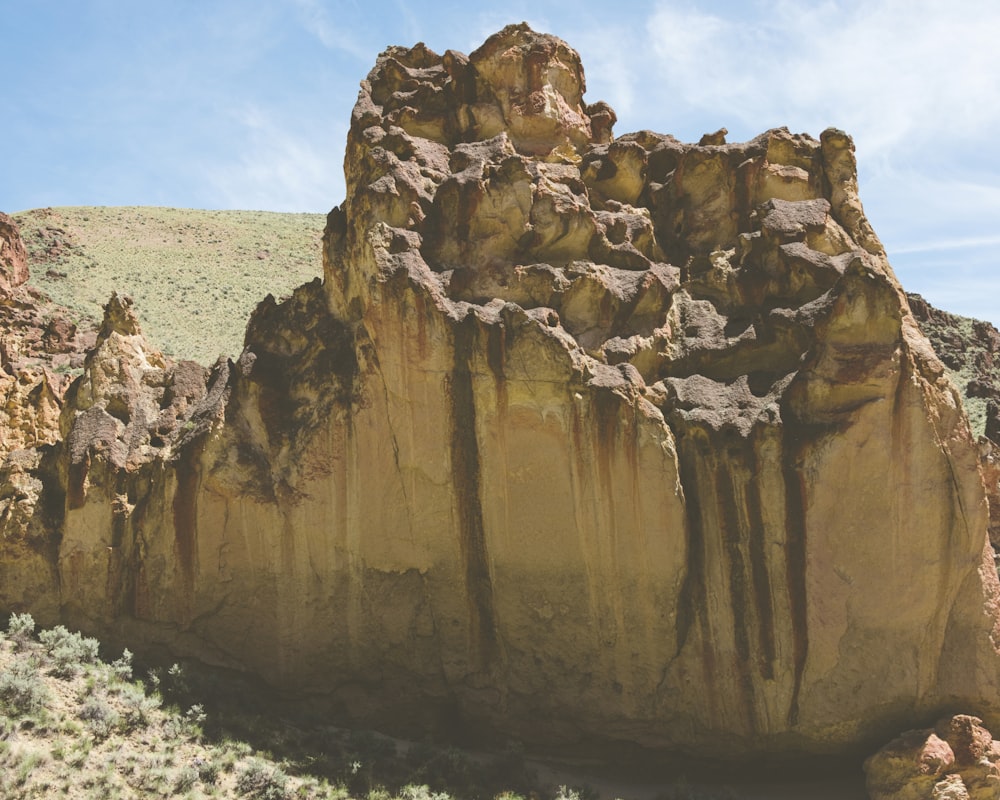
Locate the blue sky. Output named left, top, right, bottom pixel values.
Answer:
left=4, top=0, right=999, bottom=325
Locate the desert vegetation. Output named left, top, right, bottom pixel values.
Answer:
left=3, top=613, right=720, bottom=800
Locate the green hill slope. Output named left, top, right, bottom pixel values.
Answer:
left=12, top=206, right=325, bottom=366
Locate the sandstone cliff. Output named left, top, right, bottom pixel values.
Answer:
left=2, top=24, right=1000, bottom=761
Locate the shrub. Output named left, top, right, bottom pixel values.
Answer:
left=0, top=659, right=50, bottom=716
left=195, top=755, right=220, bottom=785
left=174, top=765, right=199, bottom=793
left=39, top=625, right=100, bottom=678
left=236, top=758, right=289, bottom=799
left=79, top=694, right=120, bottom=738
left=400, top=785, right=452, bottom=800
left=111, top=648, right=133, bottom=681
left=117, top=682, right=160, bottom=730
left=7, top=613, right=36, bottom=649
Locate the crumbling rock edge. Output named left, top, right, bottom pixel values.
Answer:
left=2, top=24, right=1000, bottom=764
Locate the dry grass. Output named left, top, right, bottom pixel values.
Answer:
left=12, top=206, right=325, bottom=366
left=0, top=614, right=345, bottom=799
left=0, top=615, right=556, bottom=800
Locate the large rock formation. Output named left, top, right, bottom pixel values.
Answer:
left=2, top=24, right=1000, bottom=761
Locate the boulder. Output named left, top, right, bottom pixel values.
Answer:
left=865, top=715, right=1000, bottom=800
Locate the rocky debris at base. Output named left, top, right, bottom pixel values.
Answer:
left=865, top=715, right=1000, bottom=800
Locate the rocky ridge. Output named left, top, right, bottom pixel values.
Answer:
left=907, top=294, right=1000, bottom=550
left=1, top=24, right=1000, bottom=764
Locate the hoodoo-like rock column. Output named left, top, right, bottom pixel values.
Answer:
left=1, top=23, right=999, bottom=761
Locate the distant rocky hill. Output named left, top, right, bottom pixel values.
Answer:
left=3, top=23, right=1000, bottom=774
left=907, top=292, right=1000, bottom=441
left=906, top=294, right=1000, bottom=548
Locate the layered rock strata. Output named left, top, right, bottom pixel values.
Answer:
left=2, top=25, right=1000, bottom=760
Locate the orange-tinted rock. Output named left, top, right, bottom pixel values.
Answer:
left=0, top=212, right=29, bottom=293
left=866, top=715, right=1000, bottom=800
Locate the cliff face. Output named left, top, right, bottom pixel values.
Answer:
left=2, top=24, right=1000, bottom=759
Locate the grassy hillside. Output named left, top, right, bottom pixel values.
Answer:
left=12, top=206, right=325, bottom=366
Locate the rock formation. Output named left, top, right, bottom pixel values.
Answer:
left=865, top=715, right=1000, bottom=800
left=908, top=294, right=1000, bottom=550
left=0, top=212, right=29, bottom=293
left=2, top=24, right=1000, bottom=761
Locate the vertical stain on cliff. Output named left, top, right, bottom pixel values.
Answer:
left=67, top=458, right=88, bottom=510
left=747, top=445, right=777, bottom=679
left=448, top=315, right=500, bottom=673
left=172, top=441, right=202, bottom=624
left=715, top=458, right=758, bottom=731
left=485, top=323, right=508, bottom=416
left=674, top=430, right=711, bottom=684
left=781, top=428, right=809, bottom=727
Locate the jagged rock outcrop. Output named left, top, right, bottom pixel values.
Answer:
left=0, top=212, right=29, bottom=294
left=908, top=294, right=1000, bottom=550
left=2, top=24, right=1000, bottom=761
left=865, top=715, right=1000, bottom=799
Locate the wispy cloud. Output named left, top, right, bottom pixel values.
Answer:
left=645, top=0, right=1000, bottom=155
left=892, top=235, right=1000, bottom=255
left=206, top=105, right=345, bottom=212
left=289, top=0, right=373, bottom=61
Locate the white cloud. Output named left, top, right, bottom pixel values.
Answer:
left=289, top=0, right=373, bottom=61
left=892, top=235, right=1000, bottom=255
left=206, top=106, right=345, bottom=212
left=645, top=0, right=1000, bottom=156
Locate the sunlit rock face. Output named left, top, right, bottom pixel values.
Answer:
left=2, top=23, right=1000, bottom=760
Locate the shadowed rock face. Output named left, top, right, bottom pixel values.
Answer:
left=2, top=24, right=1000, bottom=761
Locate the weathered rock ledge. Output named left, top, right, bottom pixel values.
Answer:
left=2, top=25, right=1000, bottom=763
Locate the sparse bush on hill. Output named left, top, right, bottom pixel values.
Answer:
left=0, top=657, right=50, bottom=717
left=38, top=623, right=100, bottom=677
